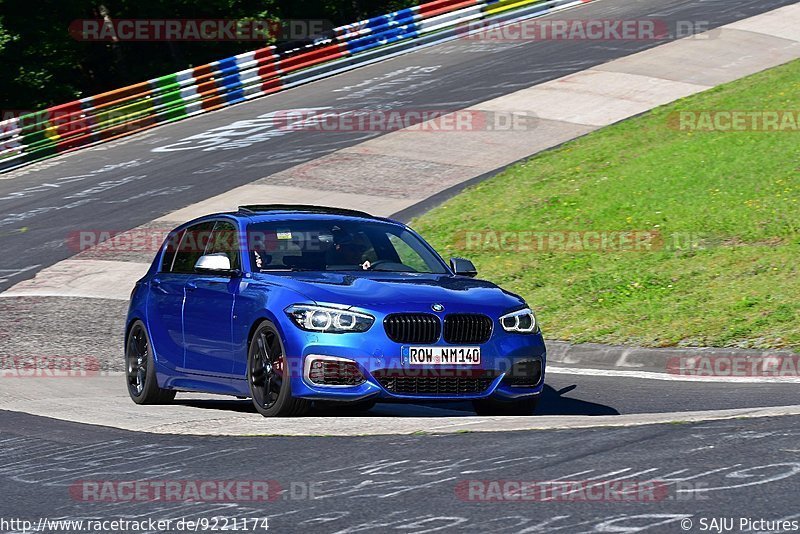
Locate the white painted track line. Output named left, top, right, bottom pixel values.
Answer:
left=547, top=366, right=800, bottom=384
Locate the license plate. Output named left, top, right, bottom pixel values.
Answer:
left=404, top=346, right=481, bottom=365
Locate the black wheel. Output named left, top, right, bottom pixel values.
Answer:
left=248, top=321, right=310, bottom=417
left=473, top=396, right=539, bottom=416
left=126, top=321, right=176, bottom=404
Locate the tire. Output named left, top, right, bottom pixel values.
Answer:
left=126, top=320, right=176, bottom=404
left=248, top=321, right=310, bottom=417
left=472, top=396, right=539, bottom=416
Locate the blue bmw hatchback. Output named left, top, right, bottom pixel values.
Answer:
left=126, top=205, right=546, bottom=417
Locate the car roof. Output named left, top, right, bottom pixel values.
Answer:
left=238, top=204, right=372, bottom=218
left=175, top=205, right=402, bottom=229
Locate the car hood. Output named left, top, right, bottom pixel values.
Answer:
left=253, top=271, right=526, bottom=314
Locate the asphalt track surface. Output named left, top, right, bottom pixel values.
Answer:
left=0, top=0, right=796, bottom=292
left=1, top=410, right=799, bottom=533
left=165, top=372, right=800, bottom=418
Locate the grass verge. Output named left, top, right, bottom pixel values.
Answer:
left=413, top=59, right=800, bottom=350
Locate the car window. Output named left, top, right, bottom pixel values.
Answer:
left=205, top=220, right=241, bottom=270
left=160, top=229, right=184, bottom=273
left=387, top=233, right=429, bottom=273
left=171, top=221, right=215, bottom=274
left=247, top=220, right=447, bottom=274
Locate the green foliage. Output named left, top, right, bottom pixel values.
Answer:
left=0, top=0, right=419, bottom=111
left=0, top=15, right=13, bottom=52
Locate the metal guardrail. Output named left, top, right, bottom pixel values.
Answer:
left=0, top=0, right=593, bottom=173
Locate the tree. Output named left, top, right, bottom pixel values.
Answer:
left=0, top=0, right=419, bottom=111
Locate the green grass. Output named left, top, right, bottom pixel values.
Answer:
left=414, top=59, right=800, bottom=350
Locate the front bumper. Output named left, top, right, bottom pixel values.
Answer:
left=283, top=323, right=547, bottom=402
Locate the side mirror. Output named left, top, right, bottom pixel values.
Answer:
left=450, top=257, right=478, bottom=278
left=195, top=253, right=235, bottom=275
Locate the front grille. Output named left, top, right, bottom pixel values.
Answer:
left=384, top=314, right=441, bottom=344
left=373, top=369, right=499, bottom=395
left=308, top=359, right=365, bottom=386
left=443, top=314, right=493, bottom=344
left=503, top=359, right=544, bottom=388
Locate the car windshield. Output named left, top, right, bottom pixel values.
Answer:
left=246, top=219, right=448, bottom=274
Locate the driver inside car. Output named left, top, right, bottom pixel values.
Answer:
left=328, top=228, right=370, bottom=269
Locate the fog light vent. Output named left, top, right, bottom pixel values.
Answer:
left=307, top=358, right=365, bottom=386
left=503, top=359, right=543, bottom=388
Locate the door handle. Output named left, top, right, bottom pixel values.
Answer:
left=151, top=279, right=162, bottom=288
left=186, top=281, right=198, bottom=291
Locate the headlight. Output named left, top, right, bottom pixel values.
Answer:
left=499, top=308, right=539, bottom=334
left=285, top=305, right=374, bottom=333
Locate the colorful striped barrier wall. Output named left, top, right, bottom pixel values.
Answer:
left=0, top=0, right=594, bottom=173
